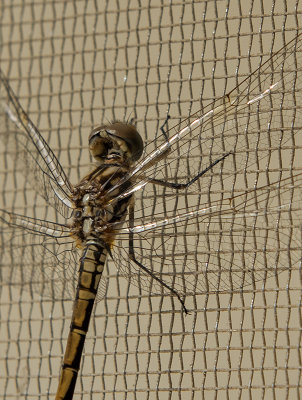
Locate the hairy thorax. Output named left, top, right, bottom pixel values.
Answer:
left=70, top=164, right=132, bottom=247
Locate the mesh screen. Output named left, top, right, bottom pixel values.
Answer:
left=0, top=0, right=301, bottom=399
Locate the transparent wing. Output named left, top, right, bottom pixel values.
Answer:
left=0, top=210, right=109, bottom=302
left=108, top=32, right=302, bottom=218
left=105, top=33, right=302, bottom=302
left=0, top=70, right=74, bottom=218
left=111, top=174, right=301, bottom=299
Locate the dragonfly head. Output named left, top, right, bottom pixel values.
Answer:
left=89, top=121, right=144, bottom=164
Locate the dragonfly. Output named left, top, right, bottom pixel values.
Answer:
left=0, top=33, right=301, bottom=399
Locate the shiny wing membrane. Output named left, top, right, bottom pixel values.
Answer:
left=110, top=32, right=301, bottom=213
left=0, top=70, right=74, bottom=218
left=109, top=33, right=302, bottom=300
left=0, top=209, right=109, bottom=301
left=0, top=208, right=78, bottom=299
left=112, top=174, right=301, bottom=299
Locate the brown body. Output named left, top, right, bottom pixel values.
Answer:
left=0, top=68, right=146, bottom=399
left=55, top=163, right=134, bottom=399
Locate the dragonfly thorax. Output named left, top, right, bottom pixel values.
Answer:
left=71, top=191, right=117, bottom=239
left=70, top=164, right=134, bottom=245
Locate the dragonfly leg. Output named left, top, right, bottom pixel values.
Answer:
left=160, top=114, right=171, bottom=141
left=149, top=151, right=232, bottom=190
left=128, top=200, right=188, bottom=314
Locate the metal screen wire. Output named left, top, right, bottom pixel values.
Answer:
left=0, top=0, right=301, bottom=398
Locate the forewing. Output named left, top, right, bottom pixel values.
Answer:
left=109, top=32, right=301, bottom=217
left=0, top=70, right=74, bottom=218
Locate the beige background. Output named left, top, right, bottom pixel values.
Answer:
left=0, top=0, right=301, bottom=399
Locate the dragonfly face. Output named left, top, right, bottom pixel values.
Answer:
left=88, top=121, right=144, bottom=164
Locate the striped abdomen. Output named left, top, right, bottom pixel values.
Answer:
left=55, top=237, right=107, bottom=400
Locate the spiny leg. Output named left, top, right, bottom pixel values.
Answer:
left=148, top=152, right=232, bottom=190
left=128, top=200, right=188, bottom=314
left=125, top=116, right=231, bottom=312
left=160, top=113, right=171, bottom=141
left=158, top=114, right=232, bottom=189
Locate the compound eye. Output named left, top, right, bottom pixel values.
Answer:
left=105, top=122, right=144, bottom=161
left=89, top=127, right=102, bottom=144
left=104, top=129, right=116, bottom=137
left=89, top=127, right=112, bottom=160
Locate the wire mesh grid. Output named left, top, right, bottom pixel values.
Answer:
left=0, top=0, right=301, bottom=399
